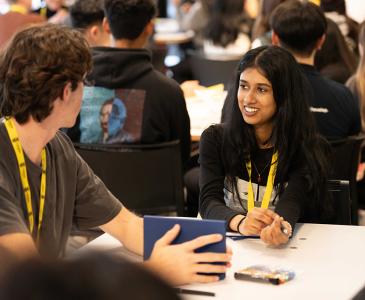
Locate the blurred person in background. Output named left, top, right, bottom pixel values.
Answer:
left=172, top=0, right=213, bottom=48
left=346, top=21, right=365, bottom=130
left=270, top=0, right=360, bottom=139
left=69, top=0, right=110, bottom=47
left=315, top=18, right=357, bottom=84
left=250, top=0, right=287, bottom=48
left=202, top=0, right=251, bottom=60
left=346, top=22, right=365, bottom=214
left=320, top=0, right=359, bottom=51
left=0, top=0, right=44, bottom=48
left=33, top=0, right=68, bottom=24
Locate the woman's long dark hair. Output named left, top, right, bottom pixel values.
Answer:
left=222, top=45, right=331, bottom=217
left=204, top=0, right=246, bottom=47
left=315, top=18, right=357, bottom=83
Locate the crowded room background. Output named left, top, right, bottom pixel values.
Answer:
left=0, top=0, right=365, bottom=299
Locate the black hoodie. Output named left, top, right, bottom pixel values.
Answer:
left=70, top=47, right=191, bottom=167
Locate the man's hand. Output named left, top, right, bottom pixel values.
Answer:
left=260, top=216, right=291, bottom=246
left=146, top=224, right=232, bottom=286
left=239, top=208, right=277, bottom=235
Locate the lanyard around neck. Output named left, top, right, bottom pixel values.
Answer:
left=40, top=7, right=47, bottom=18
left=4, top=117, right=46, bottom=240
left=245, top=151, right=278, bottom=211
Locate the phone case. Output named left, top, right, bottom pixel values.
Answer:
left=234, top=265, right=295, bottom=285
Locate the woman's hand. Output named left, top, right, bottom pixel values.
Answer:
left=239, top=208, right=277, bottom=235
left=146, top=224, right=232, bottom=286
left=260, top=216, right=291, bottom=246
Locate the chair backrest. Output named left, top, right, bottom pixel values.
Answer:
left=74, top=141, right=185, bottom=216
left=329, top=135, right=365, bottom=224
left=188, top=51, right=239, bottom=88
left=328, top=180, right=351, bottom=225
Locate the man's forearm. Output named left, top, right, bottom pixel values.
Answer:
left=0, top=233, right=38, bottom=259
left=100, top=207, right=144, bottom=256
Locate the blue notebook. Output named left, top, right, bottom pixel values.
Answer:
left=143, top=216, right=227, bottom=280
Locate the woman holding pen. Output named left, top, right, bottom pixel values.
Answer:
left=199, top=46, right=332, bottom=246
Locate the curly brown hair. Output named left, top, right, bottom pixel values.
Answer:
left=0, top=24, right=93, bottom=124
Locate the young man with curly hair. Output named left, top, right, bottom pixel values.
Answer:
left=0, top=24, right=231, bottom=285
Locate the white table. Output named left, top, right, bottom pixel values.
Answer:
left=186, top=89, right=227, bottom=141
left=77, top=224, right=365, bottom=300
left=153, top=18, right=195, bottom=45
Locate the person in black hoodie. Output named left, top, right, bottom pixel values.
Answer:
left=71, top=0, right=191, bottom=168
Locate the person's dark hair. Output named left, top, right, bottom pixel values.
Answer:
left=315, top=18, right=357, bottom=83
left=203, top=0, right=245, bottom=47
left=0, top=24, right=92, bottom=124
left=70, top=0, right=105, bottom=29
left=270, top=0, right=327, bottom=56
left=251, top=0, right=287, bottom=40
left=104, top=0, right=156, bottom=40
left=0, top=252, right=180, bottom=300
left=223, top=45, right=331, bottom=218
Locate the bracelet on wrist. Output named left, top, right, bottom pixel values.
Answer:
left=236, top=215, right=246, bottom=233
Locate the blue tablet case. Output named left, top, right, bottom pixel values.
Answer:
left=143, top=216, right=227, bottom=280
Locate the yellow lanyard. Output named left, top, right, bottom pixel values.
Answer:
left=40, top=7, right=47, bottom=18
left=245, top=151, right=278, bottom=212
left=9, top=5, right=28, bottom=14
left=4, top=117, right=46, bottom=241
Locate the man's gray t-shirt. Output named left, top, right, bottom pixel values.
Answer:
left=0, top=124, right=122, bottom=257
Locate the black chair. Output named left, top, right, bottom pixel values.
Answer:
left=328, top=180, right=351, bottom=225
left=188, top=51, right=239, bottom=88
left=74, top=140, right=185, bottom=216
left=329, top=135, right=365, bottom=224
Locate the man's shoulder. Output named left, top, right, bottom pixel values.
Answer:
left=307, top=71, right=353, bottom=100
left=150, top=69, right=183, bottom=94
left=49, top=130, right=76, bottom=156
left=321, top=76, right=351, bottom=94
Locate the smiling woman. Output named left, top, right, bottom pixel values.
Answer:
left=199, top=46, right=333, bottom=246
left=237, top=68, right=277, bottom=144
